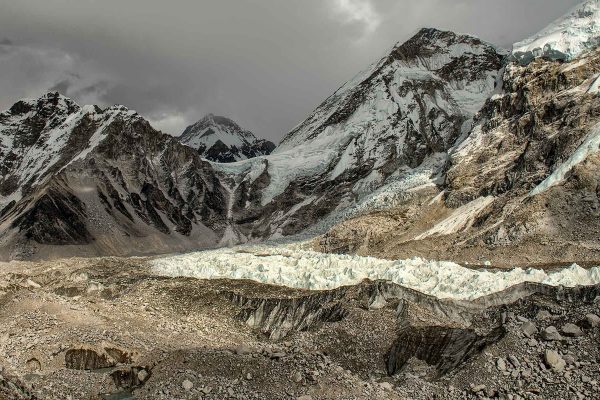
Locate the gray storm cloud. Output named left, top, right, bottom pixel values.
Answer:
left=0, top=0, right=583, bottom=142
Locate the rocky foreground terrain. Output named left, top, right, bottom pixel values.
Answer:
left=0, top=257, right=598, bottom=400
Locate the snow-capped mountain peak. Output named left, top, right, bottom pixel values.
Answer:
left=277, top=28, right=503, bottom=152
left=512, top=0, right=600, bottom=64
left=0, top=93, right=146, bottom=211
left=178, top=114, right=275, bottom=163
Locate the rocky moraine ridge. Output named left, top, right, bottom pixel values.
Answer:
left=0, top=258, right=598, bottom=399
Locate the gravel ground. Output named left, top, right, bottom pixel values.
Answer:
left=0, top=257, right=597, bottom=400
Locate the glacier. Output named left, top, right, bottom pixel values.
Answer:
left=150, top=244, right=600, bottom=300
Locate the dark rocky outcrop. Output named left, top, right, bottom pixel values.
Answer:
left=65, top=346, right=134, bottom=370
left=386, top=325, right=506, bottom=377
left=65, top=348, right=115, bottom=370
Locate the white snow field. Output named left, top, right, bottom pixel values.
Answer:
left=512, top=0, right=600, bottom=64
left=150, top=244, right=600, bottom=300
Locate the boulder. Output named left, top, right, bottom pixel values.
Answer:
left=544, top=350, right=566, bottom=372
left=521, top=321, right=538, bottom=338
left=561, top=323, right=583, bottom=337
left=541, top=326, right=562, bottom=341
left=580, top=313, right=600, bottom=328
left=182, top=379, right=193, bottom=391
left=535, top=310, right=552, bottom=320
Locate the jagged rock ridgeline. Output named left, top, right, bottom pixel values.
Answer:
left=0, top=92, right=228, bottom=259
left=178, top=114, right=275, bottom=163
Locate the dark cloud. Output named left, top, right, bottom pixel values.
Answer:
left=0, top=0, right=583, bottom=141
left=49, top=80, right=71, bottom=94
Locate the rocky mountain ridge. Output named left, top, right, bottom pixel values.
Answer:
left=1, top=1, right=599, bottom=260
left=0, top=92, right=228, bottom=259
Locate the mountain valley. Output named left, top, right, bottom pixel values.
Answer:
left=1, top=1, right=600, bottom=399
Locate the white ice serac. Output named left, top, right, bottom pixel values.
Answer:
left=150, top=244, right=600, bottom=300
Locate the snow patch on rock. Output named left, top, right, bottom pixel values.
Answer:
left=588, top=74, right=600, bottom=94
left=530, top=121, right=600, bottom=196
left=512, top=0, right=600, bottom=64
left=415, top=196, right=494, bottom=240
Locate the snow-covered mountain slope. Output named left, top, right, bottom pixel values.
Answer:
left=319, top=45, right=600, bottom=267
left=0, top=92, right=228, bottom=259
left=214, top=28, right=505, bottom=241
left=179, top=114, right=275, bottom=162
left=512, top=0, right=600, bottom=64
left=3, top=9, right=599, bottom=262
left=0, top=93, right=137, bottom=210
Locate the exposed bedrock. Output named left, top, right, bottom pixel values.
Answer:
left=386, top=325, right=506, bottom=377
left=227, top=288, right=349, bottom=340
left=64, top=346, right=134, bottom=370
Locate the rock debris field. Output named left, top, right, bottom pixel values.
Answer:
left=0, top=253, right=598, bottom=399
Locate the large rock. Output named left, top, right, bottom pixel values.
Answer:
left=182, top=379, right=193, bottom=391
left=581, top=313, right=600, bottom=328
left=561, top=323, right=583, bottom=337
left=541, top=326, right=562, bottom=341
left=521, top=321, right=538, bottom=337
left=544, top=350, right=566, bottom=372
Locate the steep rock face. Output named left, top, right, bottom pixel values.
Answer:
left=0, top=93, right=228, bottom=259
left=446, top=49, right=600, bottom=205
left=219, top=28, right=504, bottom=241
left=179, top=114, right=275, bottom=163
left=445, top=47, right=600, bottom=247
left=386, top=325, right=506, bottom=377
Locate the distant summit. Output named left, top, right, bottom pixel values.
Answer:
left=178, top=114, right=275, bottom=163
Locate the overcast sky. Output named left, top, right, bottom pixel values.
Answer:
left=0, top=0, right=582, bottom=142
